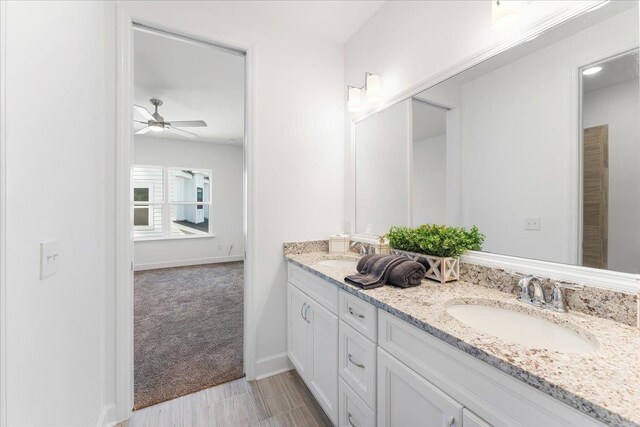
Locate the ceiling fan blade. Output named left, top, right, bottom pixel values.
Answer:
left=135, top=126, right=153, bottom=135
left=134, top=105, right=155, bottom=121
left=134, top=120, right=149, bottom=124
left=166, top=120, right=207, bottom=128
left=166, top=126, right=197, bottom=139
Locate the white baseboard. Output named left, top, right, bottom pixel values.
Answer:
left=254, top=352, right=293, bottom=380
left=134, top=255, right=244, bottom=271
left=97, top=404, right=117, bottom=427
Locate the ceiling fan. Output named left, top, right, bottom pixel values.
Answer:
left=134, top=98, right=207, bottom=138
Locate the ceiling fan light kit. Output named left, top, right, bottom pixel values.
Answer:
left=134, top=98, right=208, bottom=138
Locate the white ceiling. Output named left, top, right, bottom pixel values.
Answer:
left=237, top=1, right=385, bottom=44
left=583, top=51, right=639, bottom=93
left=134, top=27, right=245, bottom=144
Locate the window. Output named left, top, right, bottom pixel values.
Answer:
left=132, top=166, right=212, bottom=240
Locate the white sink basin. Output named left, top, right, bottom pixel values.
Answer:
left=317, top=259, right=358, bottom=269
left=446, top=304, right=597, bottom=354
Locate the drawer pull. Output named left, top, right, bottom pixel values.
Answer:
left=348, top=353, right=365, bottom=369
left=447, top=416, right=455, bottom=427
left=300, top=302, right=307, bottom=321
left=347, top=412, right=359, bottom=427
left=348, top=307, right=365, bottom=319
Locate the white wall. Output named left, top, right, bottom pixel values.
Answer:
left=413, top=135, right=447, bottom=226
left=345, top=1, right=585, bottom=106
left=583, top=78, right=640, bottom=273
left=133, top=136, right=244, bottom=269
left=118, top=1, right=345, bottom=384
left=4, top=1, right=111, bottom=425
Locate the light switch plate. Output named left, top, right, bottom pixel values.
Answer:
left=40, top=241, right=60, bottom=279
left=525, top=217, right=540, bottom=231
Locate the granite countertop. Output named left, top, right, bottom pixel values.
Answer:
left=285, top=251, right=640, bottom=427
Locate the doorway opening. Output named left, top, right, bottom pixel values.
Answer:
left=131, top=24, right=246, bottom=409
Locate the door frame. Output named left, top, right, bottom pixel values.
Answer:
left=0, top=1, right=7, bottom=426
left=115, top=6, right=256, bottom=421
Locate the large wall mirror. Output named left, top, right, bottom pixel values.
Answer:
left=353, top=1, right=639, bottom=274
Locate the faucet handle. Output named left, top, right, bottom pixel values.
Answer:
left=550, top=282, right=583, bottom=313
left=516, top=275, right=534, bottom=304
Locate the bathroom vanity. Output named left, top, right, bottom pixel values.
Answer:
left=285, top=250, right=639, bottom=427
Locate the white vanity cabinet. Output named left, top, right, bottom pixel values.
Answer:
left=287, top=265, right=339, bottom=425
left=287, top=261, right=607, bottom=427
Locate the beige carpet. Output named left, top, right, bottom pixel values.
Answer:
left=134, top=262, right=244, bottom=409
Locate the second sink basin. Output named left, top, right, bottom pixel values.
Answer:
left=446, top=303, right=597, bottom=354
left=317, top=259, right=358, bottom=269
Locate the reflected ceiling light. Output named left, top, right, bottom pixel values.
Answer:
left=492, top=0, right=523, bottom=32
left=583, top=66, right=602, bottom=75
left=347, top=72, right=382, bottom=113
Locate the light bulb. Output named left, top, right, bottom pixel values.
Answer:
left=365, top=73, right=381, bottom=103
left=583, top=66, right=602, bottom=76
left=150, top=124, right=163, bottom=132
left=348, top=86, right=362, bottom=113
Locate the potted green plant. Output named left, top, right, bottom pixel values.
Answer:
left=386, top=224, right=485, bottom=284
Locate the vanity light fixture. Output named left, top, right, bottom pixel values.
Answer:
left=583, top=66, right=602, bottom=75
left=348, top=86, right=362, bottom=113
left=492, top=0, right=523, bottom=32
left=348, top=72, right=382, bottom=113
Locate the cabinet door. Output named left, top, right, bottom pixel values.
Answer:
left=307, top=297, right=339, bottom=425
left=378, top=348, right=463, bottom=427
left=287, top=283, right=309, bottom=378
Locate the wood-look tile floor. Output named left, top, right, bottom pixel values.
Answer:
left=119, top=370, right=333, bottom=427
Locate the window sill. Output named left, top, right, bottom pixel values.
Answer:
left=134, top=232, right=217, bottom=243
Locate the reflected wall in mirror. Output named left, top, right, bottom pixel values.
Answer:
left=353, top=2, right=639, bottom=274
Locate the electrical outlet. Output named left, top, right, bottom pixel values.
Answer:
left=525, top=217, right=540, bottom=231
left=40, top=240, right=60, bottom=279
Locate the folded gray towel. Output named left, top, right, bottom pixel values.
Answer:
left=345, top=255, right=407, bottom=289
left=356, top=254, right=385, bottom=272
left=387, top=260, right=425, bottom=288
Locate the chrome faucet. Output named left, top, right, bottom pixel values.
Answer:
left=516, top=275, right=583, bottom=312
left=350, top=241, right=375, bottom=256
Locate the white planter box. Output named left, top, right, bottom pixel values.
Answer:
left=391, top=249, right=460, bottom=284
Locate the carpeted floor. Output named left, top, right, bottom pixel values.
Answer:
left=134, top=262, right=244, bottom=410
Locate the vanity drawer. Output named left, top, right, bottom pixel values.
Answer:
left=339, top=320, right=377, bottom=409
left=288, top=263, right=338, bottom=314
left=339, top=290, right=377, bottom=342
left=339, top=377, right=376, bottom=427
